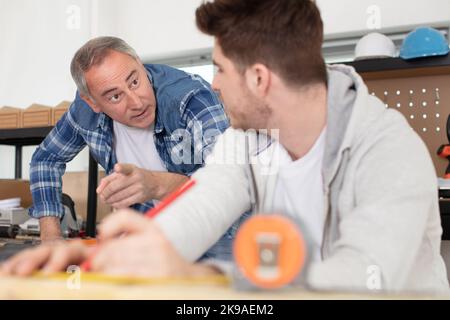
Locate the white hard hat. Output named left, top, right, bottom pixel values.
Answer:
left=354, top=32, right=397, bottom=61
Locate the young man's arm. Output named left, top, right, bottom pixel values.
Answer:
left=30, top=105, right=86, bottom=241
left=155, top=128, right=252, bottom=261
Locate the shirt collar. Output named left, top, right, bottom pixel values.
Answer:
left=146, top=68, right=164, bottom=134
left=97, top=112, right=107, bottom=130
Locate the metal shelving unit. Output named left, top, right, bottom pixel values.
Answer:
left=0, top=127, right=98, bottom=237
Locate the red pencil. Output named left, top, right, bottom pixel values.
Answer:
left=80, top=179, right=196, bottom=272
left=145, top=179, right=196, bottom=218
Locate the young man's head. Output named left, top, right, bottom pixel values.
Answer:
left=196, top=0, right=327, bottom=130
left=71, top=37, right=156, bottom=128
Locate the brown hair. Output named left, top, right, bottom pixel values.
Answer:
left=196, top=0, right=327, bottom=87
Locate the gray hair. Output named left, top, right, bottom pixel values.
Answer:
left=70, top=36, right=140, bottom=97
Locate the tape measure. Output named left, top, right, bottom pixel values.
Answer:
left=233, top=214, right=307, bottom=289
left=32, top=271, right=230, bottom=286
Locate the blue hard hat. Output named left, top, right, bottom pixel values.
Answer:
left=400, top=27, right=449, bottom=60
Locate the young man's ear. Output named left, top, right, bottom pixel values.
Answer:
left=80, top=94, right=101, bottom=113
left=245, top=63, right=270, bottom=97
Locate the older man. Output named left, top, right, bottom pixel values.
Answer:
left=27, top=37, right=242, bottom=258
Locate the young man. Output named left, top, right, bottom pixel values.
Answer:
left=28, top=36, right=241, bottom=255
left=2, top=0, right=448, bottom=293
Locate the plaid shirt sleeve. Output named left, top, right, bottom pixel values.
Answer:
left=180, top=82, right=229, bottom=176
left=29, top=109, right=87, bottom=219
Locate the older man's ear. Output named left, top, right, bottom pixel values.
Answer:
left=80, top=94, right=101, bottom=113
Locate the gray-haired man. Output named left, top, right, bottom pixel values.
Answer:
left=28, top=37, right=235, bottom=254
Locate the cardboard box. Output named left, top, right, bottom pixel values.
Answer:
left=0, top=180, right=32, bottom=208
left=0, top=106, right=22, bottom=129
left=52, top=101, right=71, bottom=125
left=22, top=104, right=52, bottom=128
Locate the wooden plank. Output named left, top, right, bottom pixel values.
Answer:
left=0, top=274, right=448, bottom=300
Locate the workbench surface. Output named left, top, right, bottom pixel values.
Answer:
left=0, top=275, right=448, bottom=300
left=1, top=238, right=449, bottom=300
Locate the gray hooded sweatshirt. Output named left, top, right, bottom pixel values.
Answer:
left=156, top=64, right=449, bottom=294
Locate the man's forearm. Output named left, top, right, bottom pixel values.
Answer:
left=147, top=171, right=189, bottom=200
left=39, top=216, right=63, bottom=242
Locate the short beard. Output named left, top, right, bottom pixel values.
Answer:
left=229, top=80, right=272, bottom=131
left=240, top=97, right=272, bottom=132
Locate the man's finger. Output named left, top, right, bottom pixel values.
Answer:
left=0, top=246, right=49, bottom=275
left=41, top=241, right=88, bottom=274
left=104, top=183, right=140, bottom=206
left=0, top=265, right=6, bottom=277
left=10, top=246, right=53, bottom=276
left=101, top=176, right=135, bottom=203
left=89, top=240, right=124, bottom=273
left=97, top=209, right=154, bottom=241
left=96, top=173, right=118, bottom=194
left=0, top=252, right=26, bottom=274
left=111, top=192, right=144, bottom=209
left=115, top=163, right=135, bottom=176
left=90, top=236, right=157, bottom=277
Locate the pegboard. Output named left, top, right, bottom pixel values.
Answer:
left=359, top=67, right=450, bottom=177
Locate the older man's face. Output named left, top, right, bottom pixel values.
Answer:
left=82, top=50, right=156, bottom=129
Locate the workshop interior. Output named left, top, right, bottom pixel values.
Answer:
left=1, top=0, right=450, bottom=301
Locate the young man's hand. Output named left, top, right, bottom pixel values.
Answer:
left=0, top=209, right=219, bottom=278
left=0, top=240, right=91, bottom=277
left=89, top=209, right=219, bottom=277
left=96, top=163, right=188, bottom=209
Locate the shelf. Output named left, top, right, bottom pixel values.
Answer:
left=340, top=54, right=450, bottom=73
left=0, top=126, right=98, bottom=237
left=0, top=127, right=53, bottom=146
